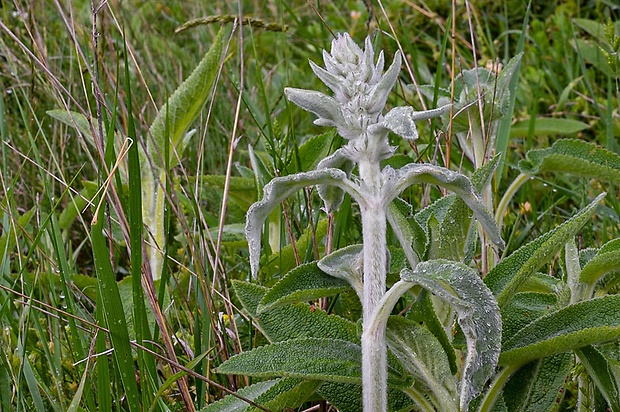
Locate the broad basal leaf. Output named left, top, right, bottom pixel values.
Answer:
left=518, top=139, right=620, bottom=181
left=502, top=352, right=572, bottom=412
left=199, top=379, right=278, bottom=412
left=388, top=163, right=504, bottom=250
left=485, top=193, right=605, bottom=308
left=501, top=292, right=557, bottom=344
left=500, top=295, right=620, bottom=366
left=386, top=316, right=458, bottom=412
left=257, top=262, right=350, bottom=313
left=215, top=338, right=409, bottom=387
left=317, top=383, right=414, bottom=412
left=200, top=378, right=321, bottom=412
left=232, top=280, right=359, bottom=343
left=148, top=27, right=225, bottom=169
left=400, top=260, right=501, bottom=411
left=246, top=168, right=358, bottom=277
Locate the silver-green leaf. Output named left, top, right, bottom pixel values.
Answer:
left=500, top=295, right=620, bottom=366
left=400, top=260, right=501, bottom=411
left=257, top=262, right=350, bottom=313
left=245, top=168, right=358, bottom=277
left=485, top=193, right=605, bottom=308
left=388, top=163, right=504, bottom=249
left=386, top=317, right=458, bottom=412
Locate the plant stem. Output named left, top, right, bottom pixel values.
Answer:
left=495, top=172, right=530, bottom=230
left=359, top=158, right=388, bottom=412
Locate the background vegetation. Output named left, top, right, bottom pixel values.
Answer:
left=0, top=0, right=619, bottom=410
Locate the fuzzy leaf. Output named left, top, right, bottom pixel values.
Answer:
left=149, top=28, right=225, bottom=169
left=317, top=383, right=414, bottom=412
left=232, top=280, right=359, bottom=343
left=510, top=118, right=590, bottom=138
left=47, top=109, right=97, bottom=147
left=257, top=262, right=350, bottom=313
left=485, top=193, right=605, bottom=308
left=200, top=378, right=321, bottom=412
left=390, top=163, right=504, bottom=249
left=199, top=378, right=321, bottom=412
left=519, top=139, right=620, bottom=180
left=378, top=104, right=451, bottom=141
left=576, top=345, right=620, bottom=411
left=400, top=260, right=501, bottom=410
left=580, top=238, right=620, bottom=285
left=500, top=295, right=620, bottom=365
left=317, top=244, right=363, bottom=299
left=386, top=317, right=458, bottom=412
left=215, top=338, right=409, bottom=387
left=316, top=148, right=354, bottom=213
left=502, top=352, right=572, bottom=412
left=284, top=88, right=344, bottom=128
left=198, top=379, right=278, bottom=412
left=246, top=169, right=357, bottom=277
left=501, top=292, right=557, bottom=344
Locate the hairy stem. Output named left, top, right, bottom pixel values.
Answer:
left=359, top=158, right=388, bottom=412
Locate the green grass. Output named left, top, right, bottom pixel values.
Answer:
left=0, top=0, right=618, bottom=410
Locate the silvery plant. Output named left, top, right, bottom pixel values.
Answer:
left=222, top=33, right=504, bottom=412
left=211, top=33, right=620, bottom=412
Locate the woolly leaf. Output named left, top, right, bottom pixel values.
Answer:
left=485, top=193, right=605, bottom=308
left=400, top=260, right=501, bottom=410
left=316, top=383, right=414, bottom=412
left=316, top=148, right=354, bottom=213
left=246, top=168, right=358, bottom=277
left=215, top=338, right=410, bottom=387
left=199, top=378, right=321, bottom=412
left=390, top=163, right=504, bottom=249
left=148, top=28, right=225, bottom=169
left=232, top=280, right=359, bottom=343
left=518, top=139, right=620, bottom=180
left=501, top=292, right=557, bottom=344
left=386, top=317, right=458, bottom=412
left=580, top=238, right=620, bottom=285
left=317, top=244, right=363, bottom=299
left=198, top=379, right=277, bottom=412
left=257, top=262, right=350, bottom=313
left=47, top=109, right=97, bottom=147
left=284, top=88, right=345, bottom=129
left=500, top=295, right=620, bottom=365
left=502, top=352, right=572, bottom=412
